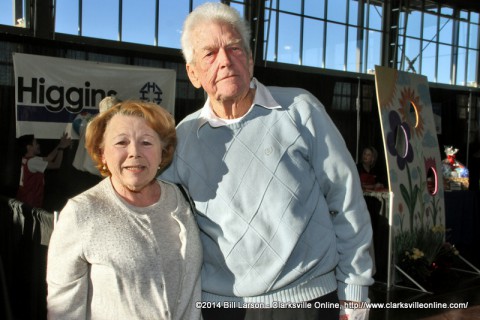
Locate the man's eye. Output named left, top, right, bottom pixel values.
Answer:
left=230, top=46, right=243, bottom=53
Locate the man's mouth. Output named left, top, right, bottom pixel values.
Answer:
left=217, top=74, right=237, bottom=82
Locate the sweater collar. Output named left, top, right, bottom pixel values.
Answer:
left=196, top=78, right=281, bottom=131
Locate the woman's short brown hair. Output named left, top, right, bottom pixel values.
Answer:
left=85, top=100, right=176, bottom=177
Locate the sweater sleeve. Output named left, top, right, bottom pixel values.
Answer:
left=47, top=200, right=90, bottom=319
left=161, top=157, right=179, bottom=184
left=28, top=156, right=48, bottom=173
left=304, top=100, right=374, bottom=302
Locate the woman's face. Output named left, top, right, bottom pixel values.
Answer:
left=362, top=149, right=374, bottom=166
left=102, top=114, right=163, bottom=193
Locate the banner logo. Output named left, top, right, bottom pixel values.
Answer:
left=139, top=82, right=163, bottom=104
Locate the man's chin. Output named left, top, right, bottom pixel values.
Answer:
left=214, top=85, right=249, bottom=100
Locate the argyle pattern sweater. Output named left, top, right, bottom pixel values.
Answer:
left=161, top=83, right=373, bottom=303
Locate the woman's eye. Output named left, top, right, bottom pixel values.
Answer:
left=142, top=141, right=153, bottom=146
left=115, top=140, right=127, bottom=146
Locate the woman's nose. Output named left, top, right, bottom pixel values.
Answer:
left=128, top=143, right=141, bottom=157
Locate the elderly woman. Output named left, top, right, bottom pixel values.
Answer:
left=47, top=101, right=202, bottom=320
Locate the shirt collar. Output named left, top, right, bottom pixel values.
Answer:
left=197, top=77, right=281, bottom=130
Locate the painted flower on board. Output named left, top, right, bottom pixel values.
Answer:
left=386, top=111, right=414, bottom=170
left=398, top=87, right=425, bottom=138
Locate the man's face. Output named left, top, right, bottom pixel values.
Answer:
left=186, top=21, right=253, bottom=104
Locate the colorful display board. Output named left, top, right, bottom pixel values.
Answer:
left=374, top=66, right=445, bottom=290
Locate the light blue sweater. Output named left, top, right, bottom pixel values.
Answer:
left=161, top=81, right=373, bottom=303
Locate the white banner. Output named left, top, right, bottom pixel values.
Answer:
left=14, top=53, right=176, bottom=139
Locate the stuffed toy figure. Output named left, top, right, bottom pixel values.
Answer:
left=442, top=146, right=469, bottom=178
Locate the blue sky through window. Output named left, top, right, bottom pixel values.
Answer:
left=0, top=0, right=478, bottom=86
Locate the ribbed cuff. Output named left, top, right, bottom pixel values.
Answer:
left=336, top=282, right=369, bottom=302
left=202, top=271, right=338, bottom=305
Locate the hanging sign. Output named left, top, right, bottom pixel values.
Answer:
left=14, top=52, right=176, bottom=139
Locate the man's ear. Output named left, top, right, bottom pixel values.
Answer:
left=186, top=64, right=202, bottom=89
left=248, top=52, right=254, bottom=78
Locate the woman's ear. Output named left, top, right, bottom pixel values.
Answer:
left=100, top=148, right=106, bottom=163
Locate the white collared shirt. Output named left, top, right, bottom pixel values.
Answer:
left=198, top=77, right=281, bottom=128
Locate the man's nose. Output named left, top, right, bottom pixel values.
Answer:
left=217, top=47, right=232, bottom=67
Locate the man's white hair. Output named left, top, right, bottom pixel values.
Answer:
left=181, top=2, right=251, bottom=64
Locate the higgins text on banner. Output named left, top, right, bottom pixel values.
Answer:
left=14, top=52, right=176, bottom=139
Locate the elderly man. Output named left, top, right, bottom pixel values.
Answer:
left=161, top=2, right=373, bottom=319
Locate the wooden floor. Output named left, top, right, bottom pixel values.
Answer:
left=368, top=271, right=480, bottom=320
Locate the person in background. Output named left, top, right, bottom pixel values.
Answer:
left=357, top=146, right=388, bottom=281
left=161, top=3, right=373, bottom=319
left=16, top=133, right=71, bottom=208
left=47, top=101, right=202, bottom=320
left=357, top=146, right=385, bottom=191
left=73, top=95, right=122, bottom=176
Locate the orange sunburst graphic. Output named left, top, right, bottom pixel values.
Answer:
left=398, top=87, right=424, bottom=138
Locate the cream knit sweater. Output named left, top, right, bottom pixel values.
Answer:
left=47, top=178, right=202, bottom=320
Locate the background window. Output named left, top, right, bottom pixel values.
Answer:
left=303, top=18, right=324, bottom=68
left=82, top=0, right=118, bottom=40
left=325, top=22, right=346, bottom=70
left=122, top=0, right=156, bottom=45
left=47, top=0, right=479, bottom=87
left=277, top=13, right=301, bottom=65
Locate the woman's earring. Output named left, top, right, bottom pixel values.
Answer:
left=102, top=164, right=107, bottom=171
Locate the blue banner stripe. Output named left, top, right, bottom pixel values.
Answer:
left=16, top=104, right=98, bottom=123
